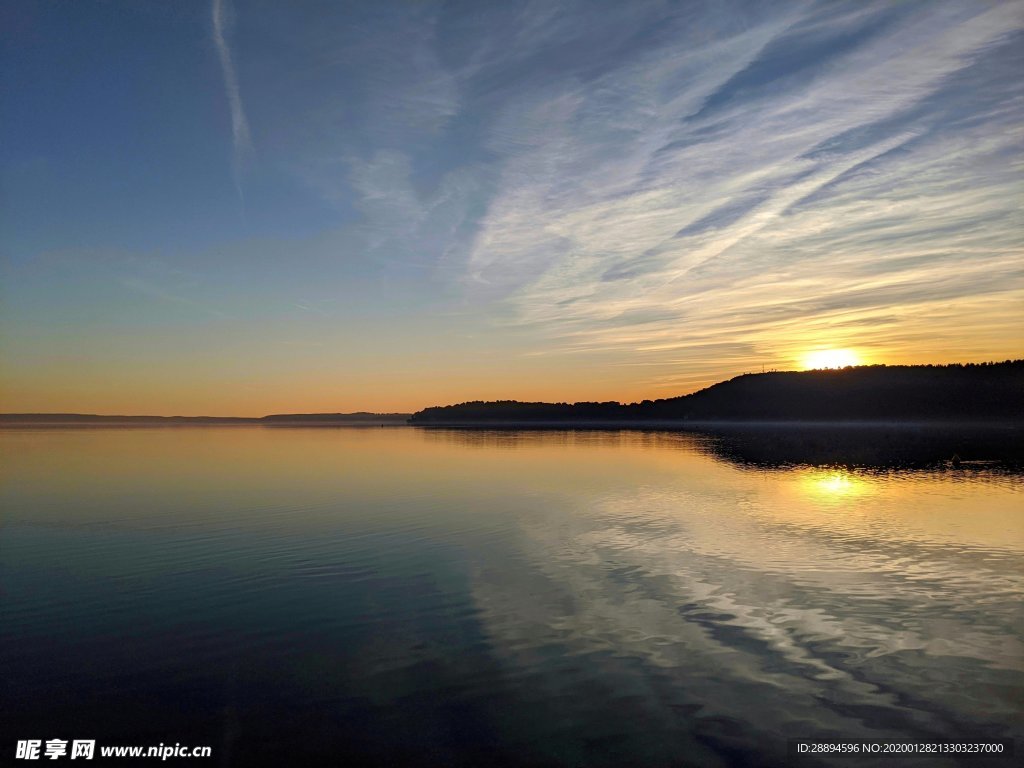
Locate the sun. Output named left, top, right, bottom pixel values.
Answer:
left=801, top=348, right=861, bottom=370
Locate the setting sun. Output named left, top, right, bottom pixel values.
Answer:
left=801, top=349, right=861, bottom=370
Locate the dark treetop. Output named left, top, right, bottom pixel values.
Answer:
left=409, top=361, right=1024, bottom=424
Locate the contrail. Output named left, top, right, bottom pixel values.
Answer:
left=212, top=0, right=252, bottom=207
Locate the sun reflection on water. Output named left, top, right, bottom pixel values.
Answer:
left=799, top=469, right=872, bottom=501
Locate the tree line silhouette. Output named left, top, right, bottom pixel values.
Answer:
left=409, top=361, right=1024, bottom=424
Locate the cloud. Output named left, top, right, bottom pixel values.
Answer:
left=212, top=0, right=253, bottom=203
left=455, top=0, right=1024, bottom=388
left=200, top=0, right=1021, bottom=393
left=340, top=149, right=487, bottom=286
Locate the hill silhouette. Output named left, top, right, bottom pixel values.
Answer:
left=409, top=361, right=1024, bottom=424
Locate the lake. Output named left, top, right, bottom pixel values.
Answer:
left=2, top=426, right=1021, bottom=766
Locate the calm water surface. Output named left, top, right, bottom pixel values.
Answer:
left=2, top=427, right=1022, bottom=766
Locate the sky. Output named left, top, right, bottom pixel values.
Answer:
left=2, top=0, right=1022, bottom=416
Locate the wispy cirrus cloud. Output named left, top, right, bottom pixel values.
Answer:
left=175, top=0, right=1024, bottom=396
left=454, top=0, right=1024, bottom=390
left=212, top=0, right=252, bottom=204
left=5, top=0, right=1021, bottom=412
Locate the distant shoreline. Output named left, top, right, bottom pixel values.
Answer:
left=410, top=362, right=1024, bottom=425
left=4, top=418, right=1020, bottom=431
left=6, top=361, right=1022, bottom=428
left=0, top=414, right=411, bottom=426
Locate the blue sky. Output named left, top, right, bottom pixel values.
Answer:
left=2, top=0, right=1022, bottom=414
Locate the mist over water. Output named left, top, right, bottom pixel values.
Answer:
left=2, top=426, right=1021, bottom=766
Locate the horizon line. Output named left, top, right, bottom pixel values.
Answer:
left=4, top=359, right=1020, bottom=420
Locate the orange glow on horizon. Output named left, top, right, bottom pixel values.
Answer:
left=6, top=350, right=1020, bottom=417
